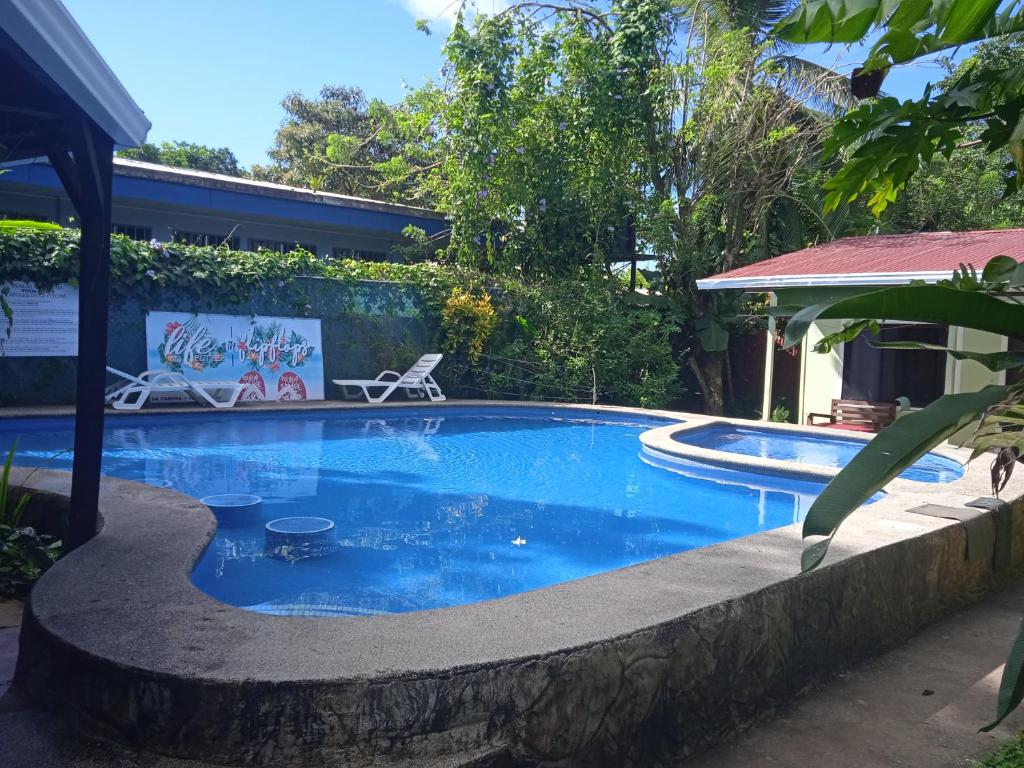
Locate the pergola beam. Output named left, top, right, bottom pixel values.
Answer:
left=47, top=119, right=113, bottom=550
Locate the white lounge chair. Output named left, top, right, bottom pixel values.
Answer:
left=105, top=367, right=245, bottom=410
left=332, top=354, right=447, bottom=403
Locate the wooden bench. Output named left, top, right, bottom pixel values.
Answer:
left=806, top=399, right=898, bottom=433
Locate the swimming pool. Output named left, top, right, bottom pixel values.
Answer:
left=2, top=407, right=849, bottom=616
left=671, top=424, right=964, bottom=483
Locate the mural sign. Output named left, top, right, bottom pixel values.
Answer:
left=0, top=281, right=79, bottom=357
left=145, top=311, right=324, bottom=401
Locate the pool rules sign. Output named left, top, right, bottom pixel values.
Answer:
left=0, top=281, right=79, bottom=357
left=145, top=311, right=325, bottom=401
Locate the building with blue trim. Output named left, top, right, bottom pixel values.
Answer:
left=0, top=157, right=448, bottom=260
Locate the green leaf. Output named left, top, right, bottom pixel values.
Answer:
left=783, top=285, right=1024, bottom=349
left=939, top=0, right=1003, bottom=44
left=982, top=255, right=1022, bottom=283
left=0, top=440, right=16, bottom=526
left=981, top=619, right=1024, bottom=732
left=695, top=316, right=729, bottom=352
left=801, top=386, right=1010, bottom=570
left=773, top=0, right=885, bottom=45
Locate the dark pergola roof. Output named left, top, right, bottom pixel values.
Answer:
left=1, top=0, right=149, bottom=549
left=0, top=0, right=148, bottom=161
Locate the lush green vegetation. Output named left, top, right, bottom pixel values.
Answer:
left=250, top=85, right=440, bottom=204
left=978, top=737, right=1024, bottom=768
left=0, top=444, right=60, bottom=597
left=0, top=226, right=678, bottom=408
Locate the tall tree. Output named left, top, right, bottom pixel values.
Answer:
left=252, top=86, right=375, bottom=194
left=252, top=85, right=439, bottom=204
left=117, top=140, right=243, bottom=176
left=432, top=0, right=848, bottom=413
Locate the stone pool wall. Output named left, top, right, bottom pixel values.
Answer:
left=0, top=276, right=436, bottom=406
left=10, top=444, right=1024, bottom=768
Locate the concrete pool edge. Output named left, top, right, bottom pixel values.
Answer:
left=8, top=403, right=1024, bottom=767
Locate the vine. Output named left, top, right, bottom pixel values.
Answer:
left=0, top=226, right=679, bottom=408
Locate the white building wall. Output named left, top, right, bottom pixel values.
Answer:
left=797, top=320, right=845, bottom=425
left=947, top=327, right=1007, bottom=394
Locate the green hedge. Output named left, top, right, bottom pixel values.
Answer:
left=0, top=227, right=679, bottom=408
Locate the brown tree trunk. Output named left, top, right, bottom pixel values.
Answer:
left=687, top=350, right=726, bottom=416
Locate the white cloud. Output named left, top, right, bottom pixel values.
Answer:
left=396, top=0, right=510, bottom=27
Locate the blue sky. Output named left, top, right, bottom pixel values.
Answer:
left=64, top=0, right=955, bottom=170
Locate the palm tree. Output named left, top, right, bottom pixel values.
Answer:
left=641, top=0, right=851, bottom=414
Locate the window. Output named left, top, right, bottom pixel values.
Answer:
left=842, top=324, right=947, bottom=407
left=113, top=223, right=152, bottom=241
left=173, top=230, right=239, bottom=249
left=249, top=238, right=317, bottom=255
left=332, top=247, right=387, bottom=262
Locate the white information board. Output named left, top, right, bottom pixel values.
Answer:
left=0, top=281, right=79, bottom=357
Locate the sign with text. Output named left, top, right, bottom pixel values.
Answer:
left=145, top=311, right=324, bottom=401
left=0, top=281, right=79, bottom=357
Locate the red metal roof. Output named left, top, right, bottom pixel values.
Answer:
left=697, top=229, right=1024, bottom=289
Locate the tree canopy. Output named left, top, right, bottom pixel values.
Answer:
left=251, top=85, right=439, bottom=204
left=774, top=0, right=1024, bottom=214
left=425, top=0, right=848, bottom=413
left=117, top=140, right=244, bottom=176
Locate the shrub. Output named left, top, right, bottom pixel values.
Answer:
left=441, top=288, right=499, bottom=363
left=464, top=273, right=679, bottom=408
left=0, top=443, right=62, bottom=598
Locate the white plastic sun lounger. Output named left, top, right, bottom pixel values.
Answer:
left=105, top=367, right=245, bottom=410
left=332, top=353, right=446, bottom=403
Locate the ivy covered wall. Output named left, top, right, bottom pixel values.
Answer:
left=0, top=227, right=681, bottom=408
left=0, top=277, right=437, bottom=406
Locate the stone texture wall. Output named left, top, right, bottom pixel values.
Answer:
left=0, top=277, right=438, bottom=406
left=14, top=473, right=1024, bottom=767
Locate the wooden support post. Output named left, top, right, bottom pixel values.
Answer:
left=48, top=120, right=114, bottom=551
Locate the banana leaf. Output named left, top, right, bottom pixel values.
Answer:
left=866, top=340, right=1024, bottom=373
left=801, top=385, right=1010, bottom=571
left=982, top=618, right=1024, bottom=732
left=782, top=285, right=1024, bottom=350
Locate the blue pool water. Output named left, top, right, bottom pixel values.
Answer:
left=673, top=424, right=964, bottom=483
left=0, top=408, right=924, bottom=616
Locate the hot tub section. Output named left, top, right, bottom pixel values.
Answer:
left=669, top=424, right=963, bottom=483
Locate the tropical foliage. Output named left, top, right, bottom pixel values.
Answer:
left=424, top=0, right=849, bottom=414
left=0, top=443, right=61, bottom=597
left=775, top=0, right=1024, bottom=214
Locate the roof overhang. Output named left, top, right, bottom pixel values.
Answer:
left=696, top=270, right=954, bottom=291
left=0, top=0, right=149, bottom=152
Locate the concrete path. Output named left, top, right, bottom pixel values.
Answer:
left=2, top=584, right=1024, bottom=767
left=689, top=580, right=1024, bottom=768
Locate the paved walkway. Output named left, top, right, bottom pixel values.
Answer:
left=0, top=598, right=21, bottom=699
left=2, top=585, right=1024, bottom=767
